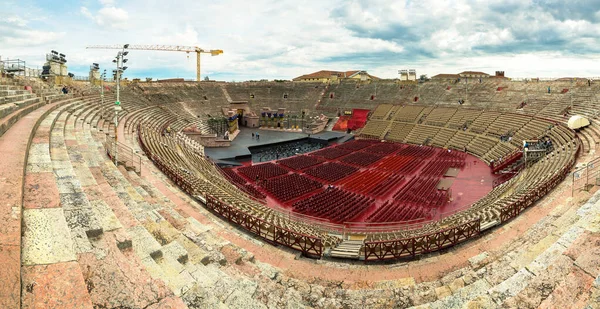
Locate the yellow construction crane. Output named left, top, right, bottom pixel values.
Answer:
left=86, top=45, right=223, bottom=81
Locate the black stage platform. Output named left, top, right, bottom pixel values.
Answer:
left=204, top=128, right=350, bottom=162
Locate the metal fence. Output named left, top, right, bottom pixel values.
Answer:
left=104, top=135, right=142, bottom=174
left=572, top=157, right=600, bottom=195
left=0, top=57, right=42, bottom=77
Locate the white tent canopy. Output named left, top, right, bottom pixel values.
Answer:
left=567, top=115, right=590, bottom=130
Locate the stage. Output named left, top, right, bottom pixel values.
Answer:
left=204, top=128, right=349, bottom=161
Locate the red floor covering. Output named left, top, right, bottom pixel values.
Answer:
left=347, top=109, right=370, bottom=130
left=332, top=116, right=350, bottom=131
left=224, top=142, right=502, bottom=225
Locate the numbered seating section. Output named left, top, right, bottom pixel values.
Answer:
left=293, top=188, right=374, bottom=223
left=304, top=162, right=358, bottom=183
left=261, top=174, right=323, bottom=202
left=238, top=162, right=289, bottom=180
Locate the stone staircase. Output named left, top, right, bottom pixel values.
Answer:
left=0, top=76, right=73, bottom=137
left=220, top=84, right=233, bottom=103
left=19, top=95, right=275, bottom=308
left=329, top=240, right=363, bottom=259
left=22, top=100, right=94, bottom=308
left=4, top=79, right=600, bottom=308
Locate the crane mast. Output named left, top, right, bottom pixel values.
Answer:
left=86, top=45, right=223, bottom=81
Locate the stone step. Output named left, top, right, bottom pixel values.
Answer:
left=76, top=105, right=255, bottom=306
left=21, top=100, right=95, bottom=308
left=412, top=191, right=600, bottom=308
left=43, top=100, right=191, bottom=308
left=329, top=239, right=363, bottom=259
left=332, top=245, right=362, bottom=252
left=0, top=97, right=47, bottom=137
left=0, top=93, right=37, bottom=105
left=51, top=111, right=106, bottom=254
left=0, top=89, right=30, bottom=96
left=0, top=84, right=20, bottom=90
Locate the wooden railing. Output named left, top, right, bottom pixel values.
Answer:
left=363, top=219, right=481, bottom=261
left=136, top=119, right=579, bottom=261
left=491, top=149, right=523, bottom=173
left=137, top=125, right=323, bottom=257
left=500, top=141, right=579, bottom=223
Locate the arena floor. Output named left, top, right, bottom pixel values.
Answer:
left=434, top=152, right=499, bottom=220
left=223, top=140, right=501, bottom=225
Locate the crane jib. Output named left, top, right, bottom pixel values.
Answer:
left=85, top=45, right=223, bottom=81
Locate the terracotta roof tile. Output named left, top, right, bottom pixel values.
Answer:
left=431, top=74, right=460, bottom=79
left=294, top=70, right=379, bottom=80
left=458, top=71, right=489, bottom=76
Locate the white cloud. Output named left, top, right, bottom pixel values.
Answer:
left=80, top=7, right=93, bottom=20
left=4, top=16, right=28, bottom=27
left=0, top=27, right=64, bottom=47
left=1, top=0, right=600, bottom=80
left=80, top=3, right=129, bottom=30
left=97, top=6, right=129, bottom=28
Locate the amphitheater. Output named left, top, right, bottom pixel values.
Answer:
left=1, top=73, right=600, bottom=309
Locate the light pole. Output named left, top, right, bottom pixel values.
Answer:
left=100, top=69, right=106, bottom=107
left=570, top=78, right=573, bottom=111
left=465, top=77, right=468, bottom=102
left=111, top=44, right=129, bottom=166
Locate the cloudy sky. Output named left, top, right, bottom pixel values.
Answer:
left=2, top=0, right=600, bottom=81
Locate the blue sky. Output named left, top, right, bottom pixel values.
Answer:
left=1, top=0, right=600, bottom=81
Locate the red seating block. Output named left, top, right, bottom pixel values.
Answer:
left=293, top=188, right=374, bottom=223
left=221, top=168, right=247, bottom=185
left=304, top=162, right=358, bottom=183
left=339, top=151, right=385, bottom=167
left=261, top=174, right=322, bottom=202
left=336, top=139, right=377, bottom=151
left=363, top=142, right=403, bottom=155
left=238, top=162, right=289, bottom=181
left=277, top=155, right=325, bottom=171
left=310, top=147, right=352, bottom=160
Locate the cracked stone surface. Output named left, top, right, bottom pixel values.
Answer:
left=22, top=208, right=77, bottom=265
left=78, top=232, right=176, bottom=308
left=21, top=262, right=93, bottom=309
left=23, top=173, right=61, bottom=209
left=7, top=90, right=600, bottom=309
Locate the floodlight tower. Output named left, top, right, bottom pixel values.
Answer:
left=100, top=69, right=106, bottom=110
left=111, top=44, right=129, bottom=166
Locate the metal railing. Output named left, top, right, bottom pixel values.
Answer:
left=0, top=57, right=41, bottom=77
left=104, top=135, right=142, bottom=174
left=572, top=156, right=600, bottom=196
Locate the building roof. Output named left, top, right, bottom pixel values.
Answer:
left=555, top=77, right=585, bottom=81
left=293, top=70, right=379, bottom=81
left=458, top=71, right=490, bottom=76
left=431, top=74, right=460, bottom=79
